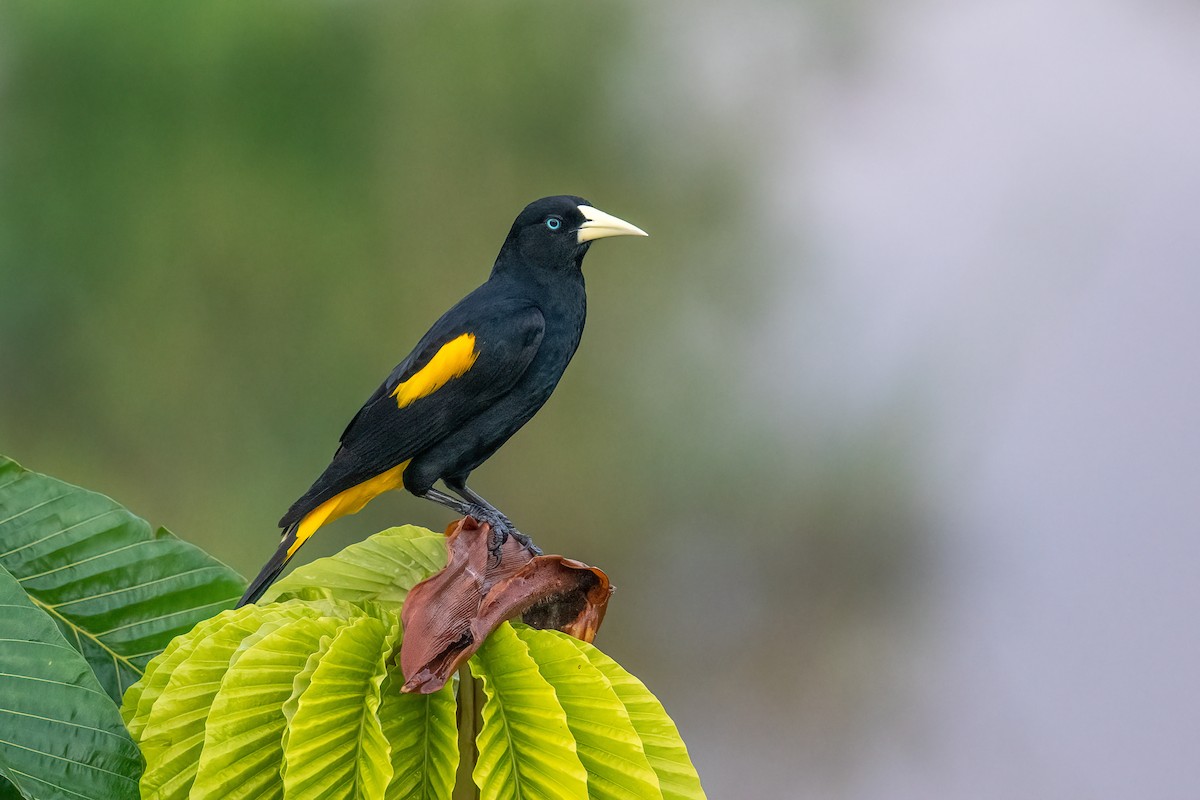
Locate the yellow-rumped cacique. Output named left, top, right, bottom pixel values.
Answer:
left=238, top=196, right=647, bottom=606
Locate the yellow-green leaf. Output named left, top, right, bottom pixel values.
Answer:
left=469, top=623, right=588, bottom=800
left=517, top=627, right=661, bottom=799
left=263, top=525, right=446, bottom=607
left=137, top=608, right=277, bottom=799
left=190, top=610, right=345, bottom=800
left=379, top=673, right=458, bottom=800
left=281, top=614, right=397, bottom=800
left=579, top=641, right=706, bottom=800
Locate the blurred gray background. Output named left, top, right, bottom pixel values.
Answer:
left=2, top=1, right=1198, bottom=797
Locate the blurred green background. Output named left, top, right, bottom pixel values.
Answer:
left=4, top=1, right=1198, bottom=797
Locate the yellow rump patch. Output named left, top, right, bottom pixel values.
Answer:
left=287, top=460, right=411, bottom=558
left=391, top=333, right=479, bottom=409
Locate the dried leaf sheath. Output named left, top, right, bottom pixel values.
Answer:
left=400, top=518, right=613, bottom=693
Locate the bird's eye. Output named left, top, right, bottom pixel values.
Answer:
left=545, top=217, right=562, bottom=230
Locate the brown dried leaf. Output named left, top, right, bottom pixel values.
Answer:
left=399, top=518, right=612, bottom=693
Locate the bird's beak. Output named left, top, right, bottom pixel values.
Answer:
left=577, top=205, right=649, bottom=244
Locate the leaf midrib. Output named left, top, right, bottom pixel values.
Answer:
left=29, top=594, right=142, bottom=680
left=485, top=659, right=525, bottom=800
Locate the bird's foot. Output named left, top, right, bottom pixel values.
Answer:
left=462, top=505, right=541, bottom=564
left=508, top=530, right=542, bottom=557
left=486, top=531, right=542, bottom=569
left=485, top=527, right=506, bottom=567
left=484, top=523, right=543, bottom=566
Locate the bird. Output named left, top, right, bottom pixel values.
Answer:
left=237, top=196, right=647, bottom=606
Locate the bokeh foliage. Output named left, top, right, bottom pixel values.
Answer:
left=0, top=1, right=677, bottom=554
left=0, top=3, right=928, bottom=794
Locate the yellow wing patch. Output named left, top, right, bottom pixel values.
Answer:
left=391, top=333, right=479, bottom=409
left=287, top=460, right=410, bottom=558
left=283, top=333, right=479, bottom=560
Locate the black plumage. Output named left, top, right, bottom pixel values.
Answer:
left=238, top=196, right=646, bottom=606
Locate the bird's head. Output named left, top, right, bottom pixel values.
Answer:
left=498, top=195, right=647, bottom=273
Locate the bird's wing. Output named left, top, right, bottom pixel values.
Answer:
left=279, top=296, right=545, bottom=526
left=343, top=297, right=545, bottom=454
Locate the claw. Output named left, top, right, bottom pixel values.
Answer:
left=510, top=530, right=542, bottom=556
left=462, top=503, right=540, bottom=563
left=486, top=524, right=507, bottom=566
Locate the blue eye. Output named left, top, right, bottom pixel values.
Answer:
left=545, top=217, right=562, bottom=230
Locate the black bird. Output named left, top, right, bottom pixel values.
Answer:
left=238, top=196, right=647, bottom=606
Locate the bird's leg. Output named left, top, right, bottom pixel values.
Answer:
left=419, top=487, right=502, bottom=534
left=445, top=483, right=513, bottom=531
left=418, top=487, right=522, bottom=562
left=419, top=486, right=473, bottom=516
left=442, top=479, right=542, bottom=558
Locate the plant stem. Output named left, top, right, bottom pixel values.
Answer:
left=452, top=663, right=484, bottom=799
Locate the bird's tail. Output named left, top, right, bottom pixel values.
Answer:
left=237, top=522, right=300, bottom=607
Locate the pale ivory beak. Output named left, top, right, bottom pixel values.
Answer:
left=577, top=205, right=649, bottom=243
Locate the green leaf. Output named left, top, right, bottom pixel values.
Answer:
left=516, top=627, right=662, bottom=800
left=379, top=673, right=458, bottom=800
left=115, top=521, right=701, bottom=800
left=137, top=607, right=278, bottom=799
left=579, top=642, right=706, bottom=800
left=469, top=623, right=589, bottom=800
left=190, top=612, right=346, bottom=800
left=263, top=525, right=446, bottom=607
left=125, top=599, right=381, bottom=799
left=122, top=608, right=254, bottom=739
left=279, top=625, right=337, bottom=735
left=0, top=455, right=245, bottom=703
left=281, top=613, right=397, bottom=800
left=0, top=563, right=142, bottom=800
